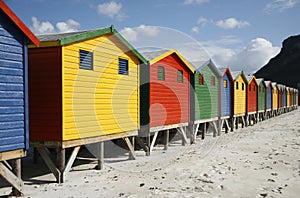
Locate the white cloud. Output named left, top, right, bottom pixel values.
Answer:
left=184, top=0, right=210, bottom=5
left=120, top=25, right=160, bottom=42
left=264, top=0, right=298, bottom=13
left=56, top=19, right=80, bottom=33
left=31, top=17, right=80, bottom=34
left=31, top=16, right=55, bottom=34
left=197, top=16, right=209, bottom=26
left=216, top=18, right=250, bottom=29
left=211, top=38, right=280, bottom=74
left=97, top=1, right=125, bottom=20
left=191, top=26, right=199, bottom=33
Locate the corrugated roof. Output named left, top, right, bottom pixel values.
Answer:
left=36, top=30, right=90, bottom=42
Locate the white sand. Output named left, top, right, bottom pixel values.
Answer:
left=1, top=109, right=300, bottom=197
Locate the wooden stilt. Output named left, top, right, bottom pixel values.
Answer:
left=135, top=137, right=150, bottom=156
left=202, top=123, right=206, bottom=140
left=212, top=121, right=218, bottom=137
left=0, top=161, right=23, bottom=196
left=63, top=146, right=81, bottom=180
left=97, top=143, right=104, bottom=170
left=149, top=132, right=158, bottom=153
left=123, top=137, right=136, bottom=160
left=224, top=120, right=229, bottom=133
left=177, top=127, right=188, bottom=146
left=36, top=147, right=61, bottom=183
left=164, top=130, right=169, bottom=150
left=11, top=159, right=22, bottom=196
left=57, top=148, right=65, bottom=183
left=33, top=147, right=39, bottom=164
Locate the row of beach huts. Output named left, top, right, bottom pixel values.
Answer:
left=0, top=1, right=299, bottom=196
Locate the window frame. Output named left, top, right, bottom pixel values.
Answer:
left=223, top=79, right=227, bottom=88
left=199, top=73, right=204, bottom=85
left=118, top=58, right=129, bottom=75
left=211, top=76, right=215, bottom=86
left=177, top=70, right=183, bottom=83
left=157, top=66, right=165, bottom=81
left=79, top=49, right=93, bottom=70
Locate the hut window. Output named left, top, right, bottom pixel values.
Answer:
left=158, top=66, right=165, bottom=80
left=242, top=83, right=244, bottom=91
left=211, top=76, right=215, bottom=86
left=199, top=74, right=204, bottom=85
left=223, top=80, right=227, bottom=88
left=178, top=70, right=183, bottom=83
left=79, top=50, right=93, bottom=70
left=236, top=82, right=239, bottom=90
left=118, top=58, right=129, bottom=75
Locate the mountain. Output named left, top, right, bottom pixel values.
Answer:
left=254, top=34, right=300, bottom=89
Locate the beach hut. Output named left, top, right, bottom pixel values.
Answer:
left=282, top=85, right=287, bottom=113
left=219, top=68, right=234, bottom=133
left=231, top=71, right=248, bottom=130
left=271, top=82, right=278, bottom=116
left=286, top=87, right=291, bottom=112
left=292, top=88, right=297, bottom=109
left=0, top=1, right=39, bottom=195
left=28, top=26, right=147, bottom=182
left=140, top=50, right=194, bottom=151
left=246, top=75, right=258, bottom=125
left=191, top=59, right=222, bottom=138
left=277, top=84, right=284, bottom=114
left=296, top=89, right=299, bottom=108
left=256, top=79, right=266, bottom=121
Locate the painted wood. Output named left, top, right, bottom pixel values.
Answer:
left=220, top=68, right=233, bottom=117
left=233, top=72, right=247, bottom=115
left=246, top=76, right=258, bottom=114
left=194, top=60, right=221, bottom=120
left=272, top=82, right=278, bottom=110
left=28, top=27, right=145, bottom=142
left=0, top=4, right=37, bottom=154
left=265, top=81, right=272, bottom=110
left=257, top=79, right=266, bottom=112
left=142, top=50, right=193, bottom=128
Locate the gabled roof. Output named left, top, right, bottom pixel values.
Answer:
left=256, top=78, right=267, bottom=87
left=246, top=75, right=258, bottom=86
left=190, top=59, right=222, bottom=77
left=34, top=25, right=147, bottom=64
left=219, top=67, right=234, bottom=82
left=264, top=80, right=272, bottom=87
left=0, top=1, right=39, bottom=46
left=231, top=71, right=248, bottom=83
left=141, top=49, right=195, bottom=73
left=271, top=82, right=278, bottom=90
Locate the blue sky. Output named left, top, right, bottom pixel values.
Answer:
left=4, top=0, right=300, bottom=74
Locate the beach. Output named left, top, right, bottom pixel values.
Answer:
left=1, top=109, right=300, bottom=197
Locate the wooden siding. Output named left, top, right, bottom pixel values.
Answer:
left=258, top=82, right=266, bottom=111
left=282, top=88, right=286, bottom=107
left=272, top=85, right=278, bottom=109
left=62, top=34, right=140, bottom=140
left=266, top=84, right=272, bottom=110
left=149, top=54, right=190, bottom=127
left=0, top=11, right=28, bottom=153
left=234, top=75, right=246, bottom=115
left=247, top=78, right=258, bottom=113
left=278, top=86, right=283, bottom=108
left=286, top=88, right=291, bottom=107
left=28, top=47, right=62, bottom=141
left=221, top=72, right=232, bottom=117
left=195, top=66, right=219, bottom=120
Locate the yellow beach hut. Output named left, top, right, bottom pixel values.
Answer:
left=231, top=71, right=248, bottom=130
left=271, top=82, right=278, bottom=116
left=28, top=26, right=147, bottom=182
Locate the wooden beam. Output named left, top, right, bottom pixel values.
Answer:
left=0, top=161, right=23, bottom=195
left=0, top=149, right=25, bottom=161
left=135, top=137, right=149, bottom=156
left=177, top=127, right=188, bottom=146
left=123, top=137, right=136, bottom=160
left=36, top=147, right=61, bottom=183
left=164, top=130, right=169, bottom=150
left=57, top=148, right=65, bottom=182
left=97, top=143, right=104, bottom=170
left=149, top=132, right=158, bottom=153
left=212, top=121, right=218, bottom=137
left=202, top=123, right=206, bottom=140
left=63, top=146, right=81, bottom=180
left=11, top=159, right=22, bottom=196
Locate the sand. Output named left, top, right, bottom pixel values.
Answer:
left=1, top=109, right=300, bottom=197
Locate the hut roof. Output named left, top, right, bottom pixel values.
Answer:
left=0, top=1, right=39, bottom=46
left=256, top=78, right=267, bottom=87
left=141, top=49, right=195, bottom=73
left=190, top=59, right=222, bottom=78
left=34, top=25, right=147, bottom=64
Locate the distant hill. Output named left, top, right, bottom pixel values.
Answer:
left=254, top=34, right=300, bottom=90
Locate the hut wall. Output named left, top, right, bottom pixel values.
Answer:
left=221, top=72, right=232, bottom=117
left=258, top=83, right=266, bottom=111
left=234, top=75, right=246, bottom=115
left=247, top=79, right=258, bottom=113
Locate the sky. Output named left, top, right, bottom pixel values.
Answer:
left=4, top=0, right=300, bottom=74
